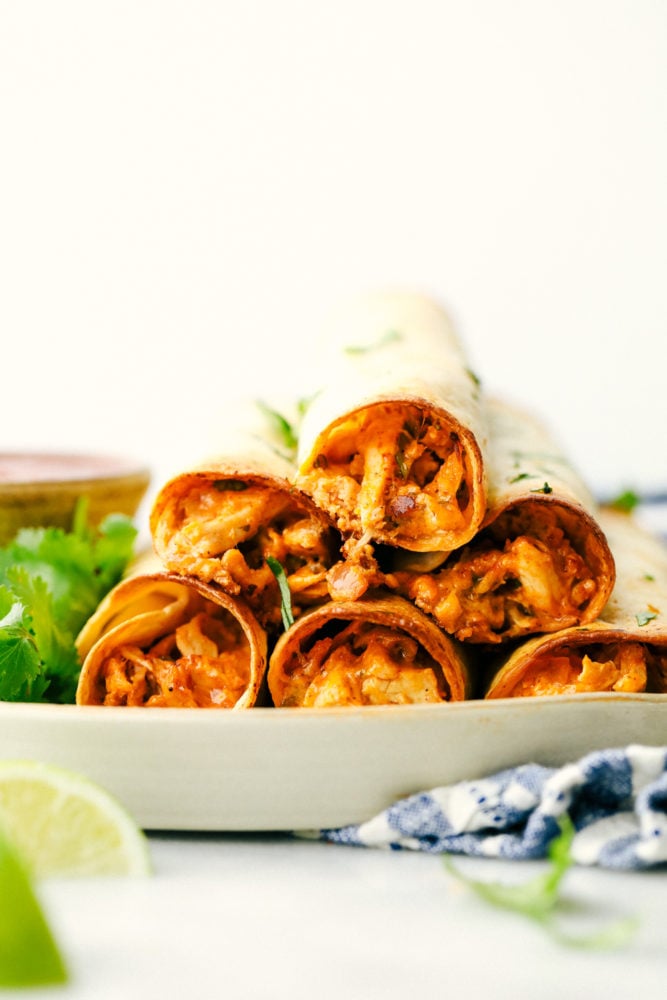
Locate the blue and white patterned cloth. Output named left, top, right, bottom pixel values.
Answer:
left=315, top=745, right=667, bottom=870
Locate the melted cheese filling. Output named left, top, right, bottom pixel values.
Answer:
left=277, top=621, right=448, bottom=707
left=397, top=508, right=598, bottom=643
left=511, top=642, right=649, bottom=697
left=98, top=605, right=251, bottom=707
left=298, top=403, right=474, bottom=550
left=155, top=481, right=334, bottom=627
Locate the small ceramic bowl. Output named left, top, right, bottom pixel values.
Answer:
left=0, top=452, right=151, bottom=544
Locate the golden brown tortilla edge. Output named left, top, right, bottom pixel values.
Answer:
left=484, top=621, right=667, bottom=698
left=297, top=396, right=487, bottom=550
left=267, top=593, right=470, bottom=706
left=149, top=463, right=335, bottom=549
left=75, top=572, right=268, bottom=708
left=480, top=493, right=617, bottom=622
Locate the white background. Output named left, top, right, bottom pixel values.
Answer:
left=1, top=0, right=665, bottom=511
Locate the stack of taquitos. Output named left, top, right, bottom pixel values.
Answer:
left=75, top=404, right=320, bottom=709
left=105, top=291, right=484, bottom=710
left=266, top=366, right=618, bottom=706
left=264, top=291, right=487, bottom=705
left=75, top=289, right=663, bottom=709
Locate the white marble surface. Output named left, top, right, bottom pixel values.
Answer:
left=15, top=833, right=667, bottom=1000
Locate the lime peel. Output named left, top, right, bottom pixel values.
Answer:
left=0, top=759, right=151, bottom=878
left=0, top=831, right=68, bottom=987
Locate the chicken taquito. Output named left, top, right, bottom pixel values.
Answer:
left=268, top=595, right=470, bottom=708
left=76, top=557, right=268, bottom=708
left=295, top=292, right=488, bottom=573
left=390, top=398, right=615, bottom=643
left=150, top=406, right=339, bottom=631
left=485, top=509, right=667, bottom=698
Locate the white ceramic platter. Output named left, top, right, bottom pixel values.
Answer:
left=0, top=695, right=664, bottom=832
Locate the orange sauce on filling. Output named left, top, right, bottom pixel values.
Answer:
left=278, top=621, right=448, bottom=707
left=511, top=642, right=649, bottom=697
left=399, top=507, right=599, bottom=643
left=298, top=403, right=473, bottom=547
left=99, top=610, right=251, bottom=707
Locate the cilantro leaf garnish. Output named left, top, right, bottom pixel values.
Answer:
left=636, top=610, right=658, bottom=627
left=510, top=472, right=532, bottom=484
left=256, top=401, right=299, bottom=461
left=443, top=816, right=638, bottom=950
left=608, top=489, right=640, bottom=513
left=395, top=452, right=409, bottom=479
left=344, top=329, right=402, bottom=355
left=530, top=482, right=553, bottom=495
left=266, top=556, right=295, bottom=631
left=0, top=500, right=137, bottom=703
left=0, top=592, right=41, bottom=701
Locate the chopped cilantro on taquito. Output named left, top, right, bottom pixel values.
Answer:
left=484, top=509, right=667, bottom=697
left=76, top=561, right=267, bottom=708
left=295, top=292, right=488, bottom=560
left=391, top=398, right=615, bottom=643
left=268, top=595, right=470, bottom=707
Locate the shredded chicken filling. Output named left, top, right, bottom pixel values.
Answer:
left=298, top=403, right=473, bottom=549
left=277, top=621, right=448, bottom=707
left=99, top=607, right=251, bottom=707
left=156, top=481, right=335, bottom=626
left=510, top=642, right=649, bottom=697
left=396, top=509, right=598, bottom=643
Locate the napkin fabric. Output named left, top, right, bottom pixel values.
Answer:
left=316, top=745, right=667, bottom=870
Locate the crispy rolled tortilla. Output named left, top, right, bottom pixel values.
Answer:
left=391, top=398, right=615, bottom=643
left=149, top=411, right=339, bottom=631
left=76, top=567, right=268, bottom=708
left=295, top=291, right=488, bottom=557
left=268, top=594, right=470, bottom=707
left=485, top=510, right=667, bottom=697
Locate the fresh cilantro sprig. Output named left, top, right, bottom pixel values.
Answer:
left=443, top=816, right=638, bottom=950
left=0, top=500, right=137, bottom=703
left=266, top=556, right=295, bottom=631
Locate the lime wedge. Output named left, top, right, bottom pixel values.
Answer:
left=0, top=760, right=151, bottom=878
left=0, top=831, right=68, bottom=987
